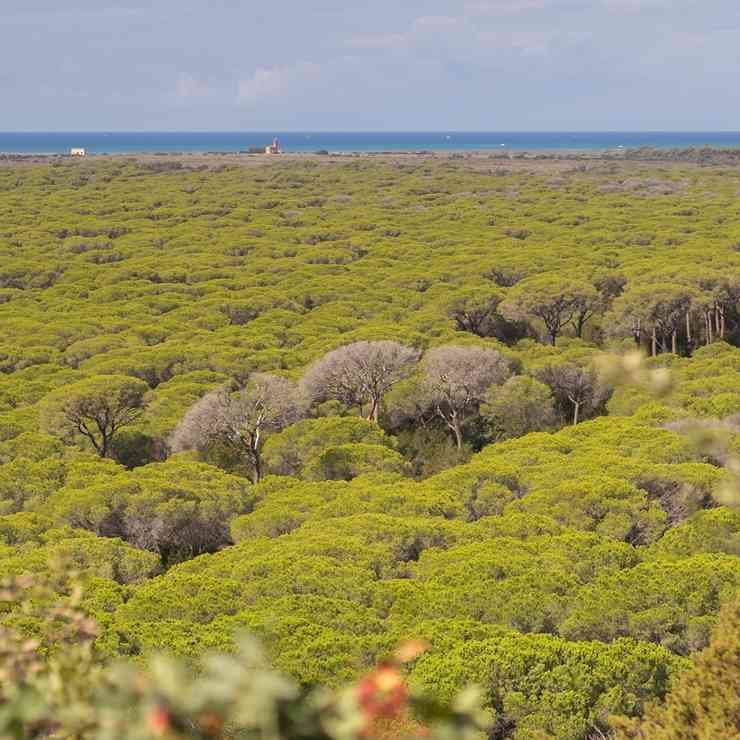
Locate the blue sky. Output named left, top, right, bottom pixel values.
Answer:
left=2, top=0, right=739, bottom=131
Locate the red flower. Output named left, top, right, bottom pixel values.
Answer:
left=198, top=711, right=225, bottom=736
left=357, top=664, right=409, bottom=721
left=146, top=705, right=171, bottom=736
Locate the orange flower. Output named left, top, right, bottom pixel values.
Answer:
left=357, top=664, right=409, bottom=721
left=198, top=711, right=224, bottom=736
left=146, top=704, right=171, bottom=736
left=394, top=640, right=429, bottom=664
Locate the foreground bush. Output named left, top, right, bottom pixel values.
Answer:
left=0, top=574, right=489, bottom=740
left=613, top=592, right=740, bottom=738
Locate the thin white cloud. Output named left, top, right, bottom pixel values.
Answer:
left=413, top=15, right=459, bottom=27
left=237, top=61, right=321, bottom=104
left=3, top=5, right=144, bottom=26
left=475, top=28, right=594, bottom=58
left=344, top=16, right=460, bottom=52
left=602, top=0, right=674, bottom=9
left=465, top=0, right=548, bottom=14
left=345, top=33, right=407, bottom=49
left=175, top=75, right=211, bottom=100
left=478, top=29, right=555, bottom=54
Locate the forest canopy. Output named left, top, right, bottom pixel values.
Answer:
left=0, top=154, right=739, bottom=738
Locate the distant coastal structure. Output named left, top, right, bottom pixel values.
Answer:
left=70, top=148, right=87, bottom=157
left=264, top=137, right=282, bottom=155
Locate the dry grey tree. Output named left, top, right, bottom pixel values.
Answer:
left=170, top=373, right=307, bottom=482
left=301, top=340, right=420, bottom=422
left=419, top=345, right=511, bottom=449
left=536, top=363, right=609, bottom=425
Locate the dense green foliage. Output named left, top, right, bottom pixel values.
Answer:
left=0, top=573, right=488, bottom=740
left=613, top=592, right=740, bottom=738
left=0, top=156, right=739, bottom=737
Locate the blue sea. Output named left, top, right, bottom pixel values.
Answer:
left=2, top=131, right=740, bottom=155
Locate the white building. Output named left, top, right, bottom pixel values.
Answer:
left=70, top=148, right=87, bottom=157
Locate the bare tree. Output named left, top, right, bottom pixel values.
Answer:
left=42, top=374, right=148, bottom=458
left=500, top=274, right=599, bottom=345
left=448, top=291, right=531, bottom=344
left=301, top=340, right=420, bottom=421
left=536, top=364, right=610, bottom=425
left=611, top=283, right=697, bottom=356
left=419, top=345, right=511, bottom=449
left=448, top=292, right=502, bottom=337
left=692, top=273, right=740, bottom=347
left=170, top=373, right=306, bottom=483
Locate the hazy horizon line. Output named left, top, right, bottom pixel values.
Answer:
left=4, top=129, right=740, bottom=135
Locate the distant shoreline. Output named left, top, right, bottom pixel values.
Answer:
left=3, top=147, right=740, bottom=166
left=2, top=131, right=740, bottom=157
left=2, top=147, right=739, bottom=157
